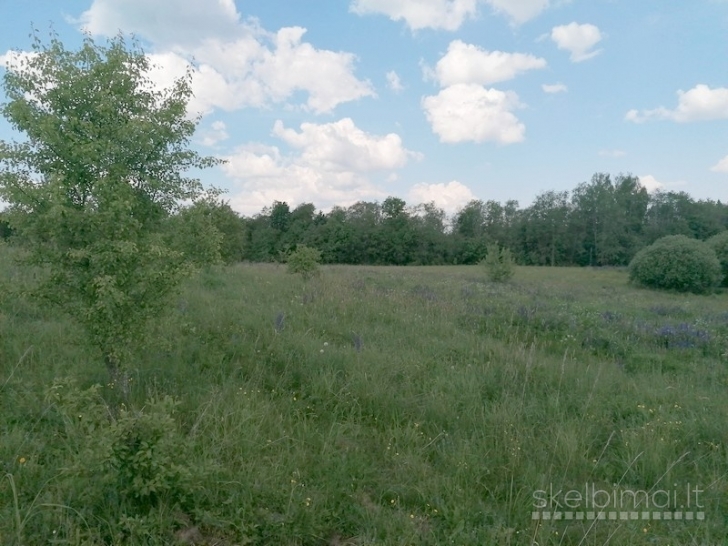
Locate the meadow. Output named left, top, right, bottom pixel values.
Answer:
left=1, top=243, right=727, bottom=545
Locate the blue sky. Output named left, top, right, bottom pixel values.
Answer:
left=1, top=0, right=728, bottom=216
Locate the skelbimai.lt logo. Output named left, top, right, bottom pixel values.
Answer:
left=532, top=483, right=705, bottom=522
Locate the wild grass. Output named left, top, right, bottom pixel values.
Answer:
left=1, top=246, right=727, bottom=545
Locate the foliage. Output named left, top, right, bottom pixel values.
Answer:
left=0, top=33, right=220, bottom=380
left=0, top=212, right=12, bottom=240
left=286, top=245, right=322, bottom=280
left=706, top=230, right=728, bottom=286
left=163, top=197, right=247, bottom=267
left=569, top=174, right=648, bottom=266
left=233, top=173, right=728, bottom=268
left=42, top=378, right=207, bottom=542
left=628, top=234, right=722, bottom=293
left=482, top=243, right=515, bottom=282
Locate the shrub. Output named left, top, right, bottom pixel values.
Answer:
left=706, top=231, right=728, bottom=286
left=482, top=244, right=515, bottom=282
left=44, top=379, right=209, bottom=540
left=628, top=235, right=722, bottom=293
left=286, top=245, right=322, bottom=280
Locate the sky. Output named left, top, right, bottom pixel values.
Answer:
left=1, top=0, right=728, bottom=216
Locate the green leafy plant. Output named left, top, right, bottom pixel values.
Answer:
left=46, top=379, right=207, bottom=539
left=0, top=33, right=221, bottom=384
left=629, top=234, right=722, bottom=293
left=482, top=243, right=515, bottom=282
left=287, top=245, right=322, bottom=280
left=706, top=230, right=728, bottom=286
left=165, top=198, right=247, bottom=266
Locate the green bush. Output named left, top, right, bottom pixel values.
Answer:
left=44, top=379, right=209, bottom=541
left=706, top=230, right=728, bottom=286
left=482, top=244, right=515, bottom=282
left=286, top=245, right=322, bottom=280
left=628, top=235, right=722, bottom=293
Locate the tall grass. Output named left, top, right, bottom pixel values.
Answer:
left=1, top=247, right=727, bottom=544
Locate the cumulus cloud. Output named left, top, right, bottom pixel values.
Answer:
left=638, top=175, right=665, bottom=193
left=71, top=0, right=374, bottom=116
left=710, top=155, right=728, bottom=173
left=256, top=27, right=376, bottom=113
left=222, top=145, right=385, bottom=216
left=542, top=82, right=567, bottom=93
left=626, top=85, right=728, bottom=123
left=221, top=119, right=420, bottom=215
left=409, top=181, right=476, bottom=213
left=349, top=0, right=479, bottom=31
left=551, top=22, right=603, bottom=62
left=421, top=39, right=537, bottom=144
left=434, top=40, right=546, bottom=87
left=485, top=0, right=551, bottom=25
left=141, top=29, right=374, bottom=116
left=77, top=0, right=242, bottom=47
left=350, top=0, right=555, bottom=29
left=386, top=70, right=404, bottom=92
left=198, top=121, right=229, bottom=147
left=272, top=118, right=421, bottom=171
left=422, top=83, right=525, bottom=144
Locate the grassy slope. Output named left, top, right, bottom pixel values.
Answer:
left=1, top=247, right=727, bottom=545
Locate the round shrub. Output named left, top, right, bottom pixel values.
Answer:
left=628, top=235, right=722, bottom=293
left=286, top=245, right=322, bottom=280
left=706, top=231, right=728, bottom=286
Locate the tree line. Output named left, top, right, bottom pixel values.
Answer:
left=230, top=172, right=728, bottom=266
left=3, top=173, right=726, bottom=267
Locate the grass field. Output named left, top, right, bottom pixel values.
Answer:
left=2, top=245, right=728, bottom=545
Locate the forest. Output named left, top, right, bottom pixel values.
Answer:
left=244, top=174, right=728, bottom=266
left=3, top=172, right=726, bottom=268
left=147, top=172, right=728, bottom=266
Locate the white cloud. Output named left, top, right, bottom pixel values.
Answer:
left=386, top=70, right=404, bottom=92
left=542, top=82, right=567, bottom=93
left=255, top=27, right=376, bottom=113
left=0, top=50, right=37, bottom=68
left=421, top=39, right=542, bottom=145
left=223, top=146, right=386, bottom=216
left=198, top=121, right=229, bottom=147
left=422, top=83, right=525, bottom=144
left=77, top=0, right=242, bottom=47
left=638, top=175, right=665, bottom=193
left=140, top=29, right=374, bottom=117
left=272, top=118, right=421, bottom=172
left=349, top=0, right=479, bottom=31
left=710, top=155, right=728, bottom=173
left=74, top=1, right=374, bottom=116
left=551, top=22, right=603, bottom=62
left=221, top=119, right=419, bottom=215
left=626, top=85, right=728, bottom=123
left=144, top=51, right=247, bottom=117
left=598, top=149, right=626, bottom=157
left=350, top=0, right=555, bottom=28
left=409, top=181, right=476, bottom=213
left=485, top=0, right=551, bottom=25
left=434, top=40, right=546, bottom=87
